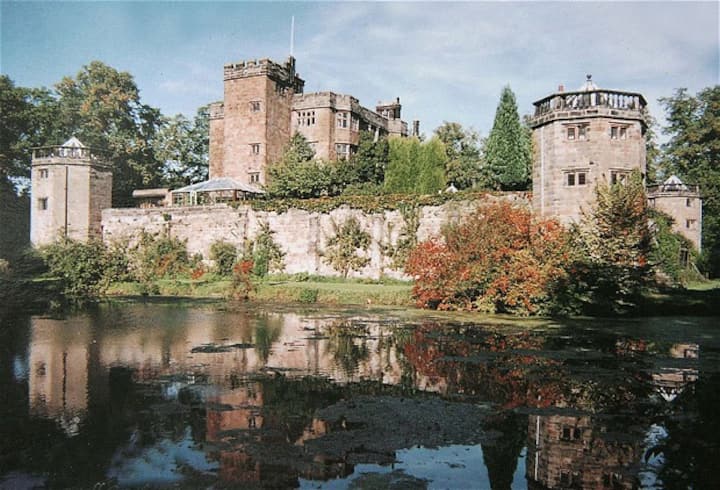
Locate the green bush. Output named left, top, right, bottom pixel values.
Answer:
left=130, top=231, right=190, bottom=282
left=41, top=238, right=110, bottom=301
left=210, top=241, right=238, bottom=276
left=298, top=288, right=319, bottom=303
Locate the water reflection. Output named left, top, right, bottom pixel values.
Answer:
left=1, top=304, right=718, bottom=488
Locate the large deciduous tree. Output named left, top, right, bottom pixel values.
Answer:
left=266, top=133, right=335, bottom=198
left=434, top=121, right=484, bottom=190
left=54, top=61, right=164, bottom=206
left=484, top=86, right=532, bottom=191
left=659, top=86, right=720, bottom=276
left=156, top=106, right=210, bottom=189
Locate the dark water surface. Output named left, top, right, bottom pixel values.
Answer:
left=1, top=301, right=718, bottom=489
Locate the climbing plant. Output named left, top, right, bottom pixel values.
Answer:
left=383, top=202, right=421, bottom=270
left=323, top=216, right=371, bottom=278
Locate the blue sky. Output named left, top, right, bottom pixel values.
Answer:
left=2, top=1, right=718, bottom=140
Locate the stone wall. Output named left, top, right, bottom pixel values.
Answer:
left=101, top=195, right=526, bottom=279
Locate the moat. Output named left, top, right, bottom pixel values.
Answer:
left=1, top=301, right=718, bottom=489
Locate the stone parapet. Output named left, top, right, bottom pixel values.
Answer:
left=529, top=89, right=647, bottom=129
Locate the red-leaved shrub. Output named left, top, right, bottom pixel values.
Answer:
left=405, top=201, right=570, bottom=315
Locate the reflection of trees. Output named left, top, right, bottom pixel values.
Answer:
left=253, top=313, right=283, bottom=364
left=326, top=321, right=370, bottom=376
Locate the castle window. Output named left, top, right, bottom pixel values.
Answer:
left=611, top=125, right=628, bottom=140
left=39, top=168, right=49, bottom=178
left=351, top=115, right=360, bottom=131
left=249, top=101, right=262, bottom=112
left=337, top=112, right=349, bottom=129
left=251, top=143, right=261, bottom=155
left=686, top=198, right=693, bottom=207
left=297, top=111, right=315, bottom=126
left=565, top=170, right=588, bottom=187
left=686, top=219, right=697, bottom=229
left=561, top=426, right=583, bottom=441
left=567, top=127, right=575, bottom=140
left=578, top=125, right=587, bottom=140
left=335, top=143, right=352, bottom=159
left=610, top=170, right=629, bottom=185
left=249, top=172, right=260, bottom=184
left=38, top=197, right=48, bottom=210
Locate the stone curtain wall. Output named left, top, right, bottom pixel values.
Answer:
left=101, top=195, right=527, bottom=279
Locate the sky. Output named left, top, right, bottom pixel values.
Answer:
left=1, top=1, right=718, bottom=140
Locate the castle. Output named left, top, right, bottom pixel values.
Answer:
left=29, top=57, right=702, bottom=262
left=207, top=56, right=411, bottom=187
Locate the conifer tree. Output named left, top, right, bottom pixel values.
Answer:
left=484, top=86, right=532, bottom=190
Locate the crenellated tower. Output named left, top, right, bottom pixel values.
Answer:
left=528, top=76, right=648, bottom=223
left=30, top=137, right=112, bottom=246
left=208, top=57, right=305, bottom=186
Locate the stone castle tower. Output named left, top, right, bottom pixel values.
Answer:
left=528, top=76, right=648, bottom=223
left=208, top=57, right=305, bottom=186
left=30, top=137, right=112, bottom=246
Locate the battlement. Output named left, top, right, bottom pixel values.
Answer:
left=376, top=97, right=402, bottom=120
left=292, top=92, right=359, bottom=110
left=32, top=145, right=109, bottom=167
left=208, top=102, right=224, bottom=120
left=529, top=89, right=647, bottom=128
left=223, top=56, right=304, bottom=92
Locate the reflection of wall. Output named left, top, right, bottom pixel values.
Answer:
left=526, top=415, right=640, bottom=489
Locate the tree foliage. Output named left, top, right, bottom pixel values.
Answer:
left=348, top=131, right=389, bottom=186
left=384, top=137, right=447, bottom=194
left=210, top=240, right=238, bottom=276
left=323, top=216, right=371, bottom=278
left=649, top=210, right=698, bottom=285
left=266, top=133, right=338, bottom=198
left=484, top=86, right=532, bottom=191
left=434, top=121, right=484, bottom=189
left=406, top=201, right=570, bottom=315
left=570, top=171, right=652, bottom=312
left=244, top=221, right=285, bottom=277
left=156, top=106, right=209, bottom=189
left=659, top=86, right=720, bottom=276
left=41, top=238, right=111, bottom=301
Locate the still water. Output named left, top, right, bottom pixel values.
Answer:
left=0, top=301, right=718, bottom=489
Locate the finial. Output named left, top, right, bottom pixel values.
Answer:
left=586, top=74, right=592, bottom=81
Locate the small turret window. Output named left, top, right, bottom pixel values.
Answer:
left=39, top=168, right=49, bottom=178
left=337, top=112, right=349, bottom=129
left=565, top=170, right=588, bottom=187
left=249, top=101, right=262, bottom=113
left=610, top=125, right=628, bottom=140
left=251, top=143, right=261, bottom=155
left=38, top=197, right=48, bottom=210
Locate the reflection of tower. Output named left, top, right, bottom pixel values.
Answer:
left=206, top=383, right=264, bottom=483
left=28, top=318, right=90, bottom=435
left=526, top=415, right=640, bottom=489
left=652, top=343, right=699, bottom=402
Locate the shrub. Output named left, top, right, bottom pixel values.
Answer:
left=130, top=231, right=190, bottom=282
left=298, top=288, right=319, bottom=303
left=41, top=238, right=111, bottom=301
left=231, top=259, right=255, bottom=300
left=210, top=240, right=238, bottom=276
left=406, top=201, right=570, bottom=315
left=248, top=222, right=285, bottom=277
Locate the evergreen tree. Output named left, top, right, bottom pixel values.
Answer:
left=484, top=86, right=532, bottom=190
left=659, top=86, right=720, bottom=276
left=350, top=131, right=389, bottom=185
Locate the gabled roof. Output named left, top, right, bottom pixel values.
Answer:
left=172, top=177, right=264, bottom=194
left=63, top=136, right=86, bottom=148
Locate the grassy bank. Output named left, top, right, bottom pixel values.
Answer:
left=107, top=275, right=414, bottom=306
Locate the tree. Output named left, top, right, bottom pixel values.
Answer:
left=384, top=137, right=447, bottom=194
left=53, top=61, right=165, bottom=206
left=323, top=216, right=371, bottom=278
left=350, top=131, right=389, bottom=185
left=434, top=121, right=484, bottom=189
left=156, top=106, right=209, bottom=189
left=659, top=86, right=720, bottom=276
left=484, top=86, right=532, bottom=190
left=0, top=75, right=58, bottom=189
left=266, top=133, right=336, bottom=198
left=570, top=171, right=652, bottom=312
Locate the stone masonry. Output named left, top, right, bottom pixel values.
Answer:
left=208, top=56, right=408, bottom=186
left=528, top=77, right=648, bottom=224
left=102, top=195, right=527, bottom=279
left=30, top=137, right=112, bottom=246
